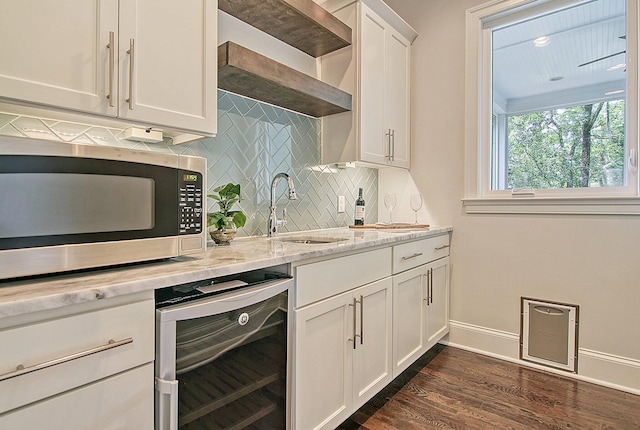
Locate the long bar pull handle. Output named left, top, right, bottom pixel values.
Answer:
left=429, top=268, right=434, bottom=304
left=0, top=338, right=133, bottom=382
left=126, top=38, right=135, bottom=110
left=106, top=31, right=115, bottom=107
left=156, top=377, right=179, bottom=430
left=390, top=129, right=395, bottom=162
left=422, top=273, right=428, bottom=304
left=435, top=244, right=450, bottom=251
left=385, top=129, right=392, bottom=161
left=358, top=295, right=364, bottom=345
left=402, top=252, right=423, bottom=261
left=349, top=298, right=357, bottom=349
left=425, top=269, right=432, bottom=306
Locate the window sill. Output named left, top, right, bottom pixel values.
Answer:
left=462, top=197, right=640, bottom=215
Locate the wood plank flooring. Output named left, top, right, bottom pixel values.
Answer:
left=338, top=345, right=640, bottom=430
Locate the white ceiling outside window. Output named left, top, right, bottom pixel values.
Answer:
left=492, top=0, right=626, bottom=114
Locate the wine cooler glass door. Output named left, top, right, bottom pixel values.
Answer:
left=156, top=277, right=292, bottom=430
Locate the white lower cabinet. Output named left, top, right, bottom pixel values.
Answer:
left=0, top=291, right=155, bottom=429
left=392, top=256, right=450, bottom=378
left=294, top=277, right=392, bottom=430
left=292, top=235, right=451, bottom=429
left=0, top=363, right=154, bottom=429
left=293, top=248, right=393, bottom=430
left=392, top=265, right=426, bottom=375
left=426, top=258, right=450, bottom=348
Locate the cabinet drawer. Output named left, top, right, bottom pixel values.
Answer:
left=393, top=234, right=450, bottom=274
left=295, top=247, right=392, bottom=308
left=0, top=298, right=154, bottom=414
left=0, top=363, right=154, bottom=430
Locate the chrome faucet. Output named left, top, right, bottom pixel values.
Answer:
left=268, top=172, right=297, bottom=237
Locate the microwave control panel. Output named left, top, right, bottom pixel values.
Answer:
left=178, top=171, right=203, bottom=235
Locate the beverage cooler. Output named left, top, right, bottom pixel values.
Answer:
left=155, top=269, right=292, bottom=430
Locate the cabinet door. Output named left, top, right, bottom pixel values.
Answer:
left=0, top=0, right=118, bottom=116
left=386, top=28, right=411, bottom=168
left=0, top=363, right=154, bottom=430
left=118, top=0, right=217, bottom=134
left=425, top=257, right=450, bottom=348
left=294, top=292, right=353, bottom=430
left=392, top=265, right=426, bottom=378
left=359, top=3, right=389, bottom=165
left=353, top=277, right=393, bottom=409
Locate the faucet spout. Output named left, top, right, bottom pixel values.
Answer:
left=268, top=172, right=297, bottom=237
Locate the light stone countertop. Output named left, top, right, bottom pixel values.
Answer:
left=0, top=226, right=452, bottom=319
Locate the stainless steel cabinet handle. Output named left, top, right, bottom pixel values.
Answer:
left=349, top=298, right=357, bottom=349
left=421, top=273, right=428, bottom=303
left=429, top=268, right=434, bottom=304
left=126, top=38, right=135, bottom=110
left=435, top=244, right=450, bottom=251
left=106, top=31, right=115, bottom=107
left=385, top=129, right=392, bottom=161
left=0, top=337, right=133, bottom=382
left=402, top=252, right=423, bottom=261
left=358, top=295, right=364, bottom=345
left=390, top=129, right=395, bottom=162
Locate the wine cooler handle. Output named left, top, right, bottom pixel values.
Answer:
left=156, top=377, right=179, bottom=430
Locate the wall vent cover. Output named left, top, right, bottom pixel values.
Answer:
left=520, top=297, right=579, bottom=372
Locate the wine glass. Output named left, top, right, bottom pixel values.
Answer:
left=383, top=193, right=396, bottom=224
left=410, top=194, right=423, bottom=224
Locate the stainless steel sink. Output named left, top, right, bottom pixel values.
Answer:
left=274, top=236, right=348, bottom=244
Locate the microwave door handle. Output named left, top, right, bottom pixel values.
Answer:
left=156, top=377, right=178, bottom=430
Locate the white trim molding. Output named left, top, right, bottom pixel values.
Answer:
left=462, top=196, right=640, bottom=215
left=444, top=320, right=640, bottom=395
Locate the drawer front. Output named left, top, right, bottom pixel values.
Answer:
left=393, top=234, right=450, bottom=274
left=0, top=363, right=154, bottom=430
left=0, top=298, right=154, bottom=413
left=295, top=247, right=392, bottom=308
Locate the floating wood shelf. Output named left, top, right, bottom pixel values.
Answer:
left=218, top=42, right=352, bottom=117
left=218, top=0, right=352, bottom=57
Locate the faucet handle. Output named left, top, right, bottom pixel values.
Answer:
left=281, top=208, right=287, bottom=226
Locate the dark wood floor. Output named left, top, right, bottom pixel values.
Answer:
left=338, top=345, right=640, bottom=430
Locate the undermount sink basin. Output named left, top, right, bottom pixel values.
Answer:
left=274, top=236, right=348, bottom=244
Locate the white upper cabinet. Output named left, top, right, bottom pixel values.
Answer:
left=0, top=0, right=118, bottom=117
left=0, top=0, right=217, bottom=136
left=118, top=0, right=217, bottom=134
left=321, top=0, right=417, bottom=168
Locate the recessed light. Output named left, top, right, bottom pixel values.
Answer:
left=607, top=63, right=626, bottom=71
left=605, top=90, right=625, bottom=96
left=533, top=36, right=550, bottom=47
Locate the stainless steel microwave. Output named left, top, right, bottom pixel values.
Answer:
left=0, top=137, right=206, bottom=280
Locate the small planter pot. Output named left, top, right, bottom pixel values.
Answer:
left=209, top=216, right=237, bottom=245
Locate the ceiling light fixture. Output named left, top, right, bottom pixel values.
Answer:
left=533, top=36, right=550, bottom=47
left=607, top=63, right=626, bottom=71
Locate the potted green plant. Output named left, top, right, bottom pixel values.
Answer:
left=207, top=183, right=247, bottom=245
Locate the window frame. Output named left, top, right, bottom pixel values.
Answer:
left=464, top=0, right=640, bottom=215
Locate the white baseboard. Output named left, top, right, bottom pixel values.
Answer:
left=443, top=320, right=640, bottom=395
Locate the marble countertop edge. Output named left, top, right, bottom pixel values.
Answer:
left=0, top=226, right=452, bottom=319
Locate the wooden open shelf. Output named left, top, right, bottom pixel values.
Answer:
left=218, top=41, right=352, bottom=117
left=218, top=0, right=352, bottom=57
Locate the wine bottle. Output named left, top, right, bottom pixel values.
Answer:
left=354, top=188, right=365, bottom=225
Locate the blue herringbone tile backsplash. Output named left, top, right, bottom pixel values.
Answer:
left=0, top=91, right=378, bottom=237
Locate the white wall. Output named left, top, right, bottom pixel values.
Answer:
left=384, top=0, right=640, bottom=393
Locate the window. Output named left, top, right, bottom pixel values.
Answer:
left=465, top=0, right=640, bottom=214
